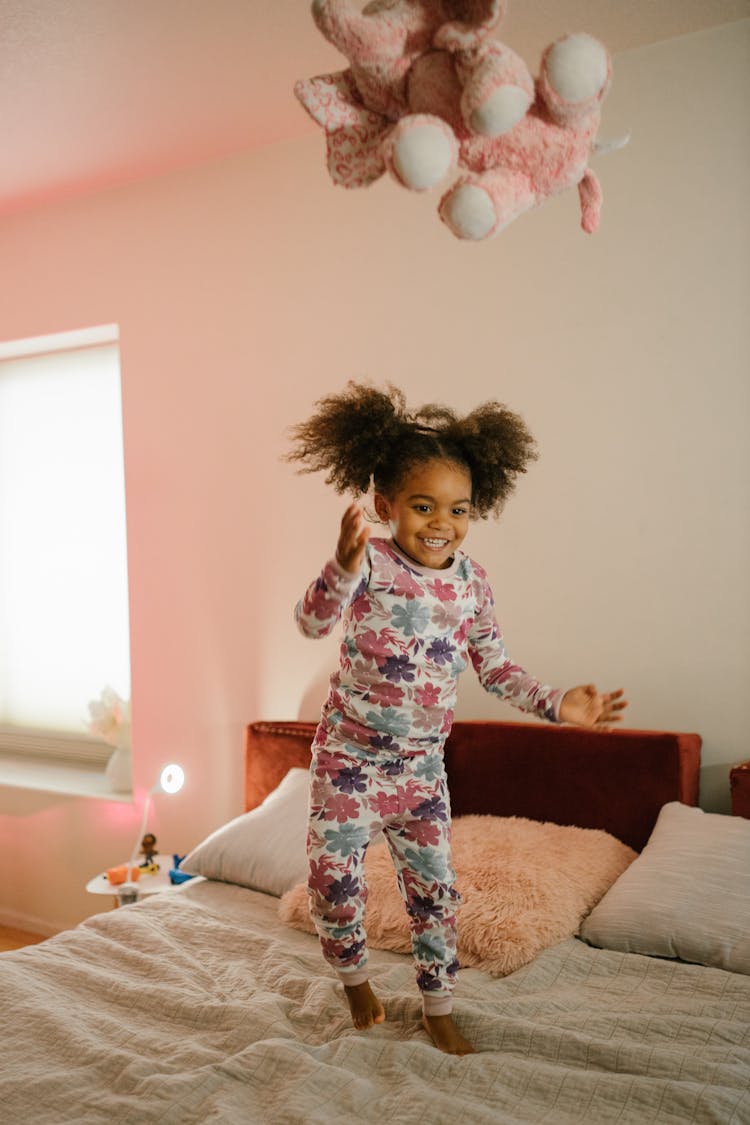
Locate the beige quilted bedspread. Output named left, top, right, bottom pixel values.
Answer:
left=2, top=879, right=748, bottom=1124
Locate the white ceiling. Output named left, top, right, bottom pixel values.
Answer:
left=2, top=0, right=748, bottom=216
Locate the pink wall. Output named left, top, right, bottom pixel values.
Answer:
left=0, top=23, right=748, bottom=932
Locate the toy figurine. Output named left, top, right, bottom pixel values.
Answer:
left=139, top=833, right=159, bottom=867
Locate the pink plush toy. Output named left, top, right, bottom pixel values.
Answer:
left=295, top=0, right=622, bottom=239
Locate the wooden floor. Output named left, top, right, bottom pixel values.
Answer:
left=0, top=925, right=47, bottom=952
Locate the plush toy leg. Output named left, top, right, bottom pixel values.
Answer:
left=439, top=170, right=534, bottom=240
left=383, top=115, right=459, bottom=192
left=539, top=33, right=611, bottom=128
left=578, top=169, right=602, bottom=233
left=456, top=43, right=534, bottom=138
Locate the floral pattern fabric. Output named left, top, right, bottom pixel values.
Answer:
left=295, top=538, right=563, bottom=756
left=307, top=743, right=460, bottom=1013
left=296, top=539, right=563, bottom=1010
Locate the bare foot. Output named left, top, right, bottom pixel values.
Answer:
left=344, top=981, right=385, bottom=1030
left=422, top=1013, right=476, bottom=1055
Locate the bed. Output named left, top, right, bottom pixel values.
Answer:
left=2, top=719, right=749, bottom=1125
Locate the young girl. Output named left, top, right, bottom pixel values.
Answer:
left=288, top=382, right=627, bottom=1056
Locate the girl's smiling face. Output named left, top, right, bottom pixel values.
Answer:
left=374, top=459, right=472, bottom=570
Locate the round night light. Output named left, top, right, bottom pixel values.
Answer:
left=159, top=763, right=185, bottom=794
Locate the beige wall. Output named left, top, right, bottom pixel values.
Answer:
left=0, top=22, right=748, bottom=933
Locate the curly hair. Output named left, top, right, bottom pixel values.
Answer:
left=285, top=381, right=537, bottom=518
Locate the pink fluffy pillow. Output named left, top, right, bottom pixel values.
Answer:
left=279, top=815, right=635, bottom=976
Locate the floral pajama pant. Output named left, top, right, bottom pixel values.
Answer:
left=307, top=736, right=461, bottom=1017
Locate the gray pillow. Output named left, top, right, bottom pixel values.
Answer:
left=580, top=801, right=750, bottom=974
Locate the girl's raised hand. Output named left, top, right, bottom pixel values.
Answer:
left=559, top=685, right=628, bottom=728
left=336, top=502, right=370, bottom=575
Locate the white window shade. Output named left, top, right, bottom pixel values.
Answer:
left=0, top=328, right=131, bottom=744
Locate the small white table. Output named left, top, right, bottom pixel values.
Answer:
left=85, top=854, right=182, bottom=903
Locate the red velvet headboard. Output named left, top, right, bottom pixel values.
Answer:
left=245, top=720, right=701, bottom=852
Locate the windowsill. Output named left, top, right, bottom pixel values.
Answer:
left=0, top=752, right=133, bottom=802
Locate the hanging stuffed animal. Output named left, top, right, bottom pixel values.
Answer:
left=295, top=0, right=625, bottom=239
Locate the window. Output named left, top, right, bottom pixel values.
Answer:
left=0, top=325, right=131, bottom=768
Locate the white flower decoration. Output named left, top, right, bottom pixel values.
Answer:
left=87, top=686, right=131, bottom=750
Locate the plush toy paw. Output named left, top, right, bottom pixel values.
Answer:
left=385, top=114, right=458, bottom=191
left=457, top=42, right=534, bottom=137
left=547, top=33, right=609, bottom=102
left=540, top=33, right=611, bottom=126
left=468, top=84, right=530, bottom=136
left=439, top=181, right=497, bottom=240
left=440, top=169, right=535, bottom=240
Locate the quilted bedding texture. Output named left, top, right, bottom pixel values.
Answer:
left=1, top=879, right=749, bottom=1125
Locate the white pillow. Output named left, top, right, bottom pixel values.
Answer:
left=580, top=801, right=750, bottom=974
left=180, top=767, right=309, bottom=897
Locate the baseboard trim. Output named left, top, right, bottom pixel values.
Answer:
left=0, top=908, right=62, bottom=938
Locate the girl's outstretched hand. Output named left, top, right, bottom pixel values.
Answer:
left=336, top=502, right=370, bottom=575
left=559, top=685, right=628, bottom=728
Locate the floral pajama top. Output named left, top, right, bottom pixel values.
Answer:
left=296, top=537, right=563, bottom=753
